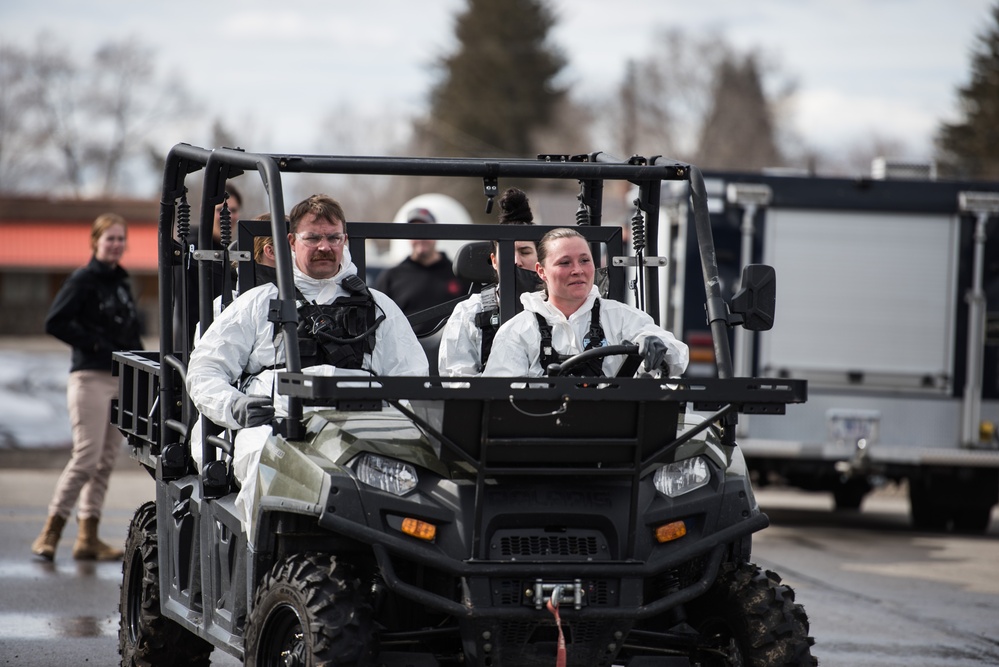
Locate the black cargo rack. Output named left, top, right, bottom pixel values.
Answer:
left=278, top=373, right=806, bottom=471
left=278, top=373, right=806, bottom=408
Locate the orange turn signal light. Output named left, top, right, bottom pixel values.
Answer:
left=401, top=517, right=437, bottom=541
left=654, top=521, right=687, bottom=543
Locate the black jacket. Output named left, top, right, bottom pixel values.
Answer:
left=374, top=253, right=469, bottom=335
left=45, top=257, right=143, bottom=373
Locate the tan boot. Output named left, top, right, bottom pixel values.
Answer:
left=72, top=517, right=124, bottom=561
left=31, top=515, right=67, bottom=561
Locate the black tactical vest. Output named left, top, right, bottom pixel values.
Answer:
left=295, top=284, right=380, bottom=369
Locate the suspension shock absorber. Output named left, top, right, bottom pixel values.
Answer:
left=575, top=184, right=591, bottom=226
left=218, top=194, right=233, bottom=248
left=217, top=193, right=235, bottom=306
left=631, top=198, right=646, bottom=254
left=631, top=198, right=646, bottom=310
left=176, top=191, right=191, bottom=242
left=174, top=191, right=193, bottom=357
left=176, top=191, right=192, bottom=272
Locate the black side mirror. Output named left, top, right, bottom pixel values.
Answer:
left=729, top=264, right=776, bottom=331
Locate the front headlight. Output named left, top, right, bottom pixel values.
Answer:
left=654, top=456, right=711, bottom=497
left=354, top=453, right=418, bottom=496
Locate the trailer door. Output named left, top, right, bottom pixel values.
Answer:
left=759, top=209, right=959, bottom=393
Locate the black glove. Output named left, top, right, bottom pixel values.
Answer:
left=231, top=395, right=275, bottom=428
left=642, top=337, right=670, bottom=374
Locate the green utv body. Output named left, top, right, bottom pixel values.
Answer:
left=113, top=147, right=815, bottom=666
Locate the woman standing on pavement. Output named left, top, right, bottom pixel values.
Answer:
left=31, top=213, right=143, bottom=561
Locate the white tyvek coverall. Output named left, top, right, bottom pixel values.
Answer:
left=482, top=286, right=688, bottom=378
left=437, top=292, right=487, bottom=377
left=187, top=258, right=428, bottom=535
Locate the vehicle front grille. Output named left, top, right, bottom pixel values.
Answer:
left=500, top=534, right=600, bottom=557
left=489, top=527, right=611, bottom=560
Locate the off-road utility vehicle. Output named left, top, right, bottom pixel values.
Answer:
left=113, top=145, right=815, bottom=666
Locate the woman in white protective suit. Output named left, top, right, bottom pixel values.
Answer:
left=483, top=227, right=689, bottom=378
left=186, top=194, right=427, bottom=537
left=438, top=187, right=541, bottom=376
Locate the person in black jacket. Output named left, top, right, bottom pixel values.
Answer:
left=374, top=206, right=471, bottom=336
left=31, top=213, right=143, bottom=561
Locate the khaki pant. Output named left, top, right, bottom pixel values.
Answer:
left=47, top=370, right=121, bottom=521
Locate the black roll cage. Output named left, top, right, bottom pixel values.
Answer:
left=156, top=144, right=768, bottom=453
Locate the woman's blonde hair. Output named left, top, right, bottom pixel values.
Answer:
left=90, top=213, right=127, bottom=253
left=537, top=227, right=586, bottom=267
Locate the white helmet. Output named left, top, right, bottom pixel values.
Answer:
left=373, top=194, right=472, bottom=266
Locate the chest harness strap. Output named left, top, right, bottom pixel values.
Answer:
left=473, top=285, right=500, bottom=372
left=536, top=298, right=607, bottom=377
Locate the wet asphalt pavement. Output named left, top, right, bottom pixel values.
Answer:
left=2, top=446, right=998, bottom=666
left=0, top=448, right=241, bottom=666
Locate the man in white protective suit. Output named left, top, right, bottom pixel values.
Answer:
left=186, top=194, right=428, bottom=536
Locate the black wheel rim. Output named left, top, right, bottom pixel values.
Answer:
left=259, top=602, right=307, bottom=667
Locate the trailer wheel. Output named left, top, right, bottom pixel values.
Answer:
left=119, top=501, right=213, bottom=667
left=951, top=505, right=993, bottom=533
left=908, top=479, right=950, bottom=531
left=832, top=478, right=869, bottom=511
left=245, top=553, right=373, bottom=667
left=910, top=492, right=992, bottom=533
left=686, top=562, right=816, bottom=666
left=909, top=469, right=998, bottom=533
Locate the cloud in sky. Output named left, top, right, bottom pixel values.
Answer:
left=1, top=0, right=993, bottom=161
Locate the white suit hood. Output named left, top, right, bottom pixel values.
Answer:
left=291, top=245, right=356, bottom=302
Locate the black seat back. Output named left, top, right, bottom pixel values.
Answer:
left=452, top=241, right=496, bottom=284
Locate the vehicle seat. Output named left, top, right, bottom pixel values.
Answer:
left=452, top=241, right=496, bottom=286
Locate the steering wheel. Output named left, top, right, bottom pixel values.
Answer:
left=545, top=344, right=642, bottom=378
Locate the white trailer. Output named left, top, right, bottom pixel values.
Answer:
left=669, top=168, right=999, bottom=532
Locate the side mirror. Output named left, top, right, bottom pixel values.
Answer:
left=729, top=264, right=776, bottom=331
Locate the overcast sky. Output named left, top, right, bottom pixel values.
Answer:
left=2, top=0, right=995, bottom=166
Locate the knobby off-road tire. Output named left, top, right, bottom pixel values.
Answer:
left=687, top=561, right=817, bottom=666
left=118, top=500, right=213, bottom=667
left=245, top=552, right=374, bottom=667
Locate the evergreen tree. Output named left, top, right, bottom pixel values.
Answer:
left=936, top=4, right=999, bottom=179
left=423, top=0, right=566, bottom=159
left=605, top=29, right=725, bottom=163
left=695, top=54, right=782, bottom=171
left=603, top=30, right=795, bottom=172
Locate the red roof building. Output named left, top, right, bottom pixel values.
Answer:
left=0, top=197, right=161, bottom=337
